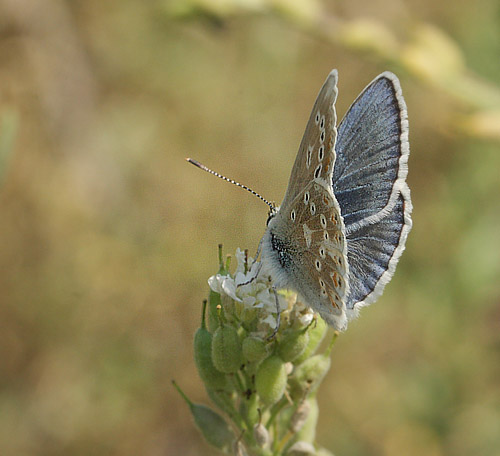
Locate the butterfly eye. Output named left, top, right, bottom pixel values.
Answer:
left=318, top=145, right=324, bottom=161
left=306, top=149, right=312, bottom=168
left=304, top=191, right=310, bottom=205
left=315, top=111, right=320, bottom=125
left=290, top=209, right=296, bottom=221
left=323, top=230, right=329, bottom=240
left=315, top=259, right=321, bottom=271
left=320, top=214, right=327, bottom=228
left=319, top=246, right=325, bottom=258
left=314, top=164, right=322, bottom=179
left=320, top=130, right=325, bottom=143
left=320, top=116, right=325, bottom=129
left=319, top=278, right=325, bottom=288
left=310, top=202, right=316, bottom=215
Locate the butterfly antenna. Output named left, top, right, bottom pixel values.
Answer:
left=186, top=158, right=275, bottom=210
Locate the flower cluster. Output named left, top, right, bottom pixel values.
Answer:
left=176, top=246, right=338, bottom=456
left=208, top=247, right=315, bottom=333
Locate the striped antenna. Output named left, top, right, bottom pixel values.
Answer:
left=186, top=158, right=275, bottom=210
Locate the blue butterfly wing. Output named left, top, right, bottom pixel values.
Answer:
left=332, top=73, right=412, bottom=310
left=342, top=190, right=411, bottom=309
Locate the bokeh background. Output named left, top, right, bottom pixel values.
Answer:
left=1, top=0, right=500, bottom=455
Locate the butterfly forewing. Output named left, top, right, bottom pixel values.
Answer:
left=260, top=70, right=352, bottom=329
left=280, top=70, right=340, bottom=210
left=272, top=179, right=350, bottom=328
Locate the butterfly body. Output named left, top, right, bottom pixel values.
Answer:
left=259, top=70, right=412, bottom=330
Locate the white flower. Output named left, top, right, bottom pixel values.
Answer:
left=261, top=314, right=277, bottom=329
left=292, top=298, right=315, bottom=326
left=208, top=274, right=241, bottom=302
left=207, top=248, right=315, bottom=331
left=208, top=249, right=277, bottom=316
left=234, top=248, right=250, bottom=275
left=297, top=311, right=314, bottom=327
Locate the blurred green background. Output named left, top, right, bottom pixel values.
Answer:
left=1, top=0, right=500, bottom=455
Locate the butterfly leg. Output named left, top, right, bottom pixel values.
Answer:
left=267, top=286, right=281, bottom=340
left=237, top=260, right=262, bottom=287
left=237, top=239, right=264, bottom=287
left=253, top=238, right=263, bottom=262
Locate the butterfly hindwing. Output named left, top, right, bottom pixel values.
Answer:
left=271, top=181, right=349, bottom=329
left=332, top=72, right=412, bottom=311
left=345, top=190, right=411, bottom=312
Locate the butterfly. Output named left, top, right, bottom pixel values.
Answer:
left=258, top=70, right=412, bottom=330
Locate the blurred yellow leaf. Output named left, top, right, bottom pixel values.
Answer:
left=270, top=0, right=322, bottom=27
left=338, top=18, right=400, bottom=60
left=401, top=24, right=465, bottom=83
left=458, top=110, right=500, bottom=140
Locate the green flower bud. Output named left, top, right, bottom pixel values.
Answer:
left=278, top=329, right=309, bottom=362
left=290, top=353, right=331, bottom=398
left=255, top=355, right=287, bottom=406
left=291, top=333, right=338, bottom=399
left=242, top=336, right=268, bottom=363
left=294, top=317, right=327, bottom=365
left=212, top=324, right=243, bottom=373
left=194, top=302, right=227, bottom=390
left=173, top=381, right=234, bottom=452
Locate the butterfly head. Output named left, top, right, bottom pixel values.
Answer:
left=266, top=204, right=279, bottom=226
